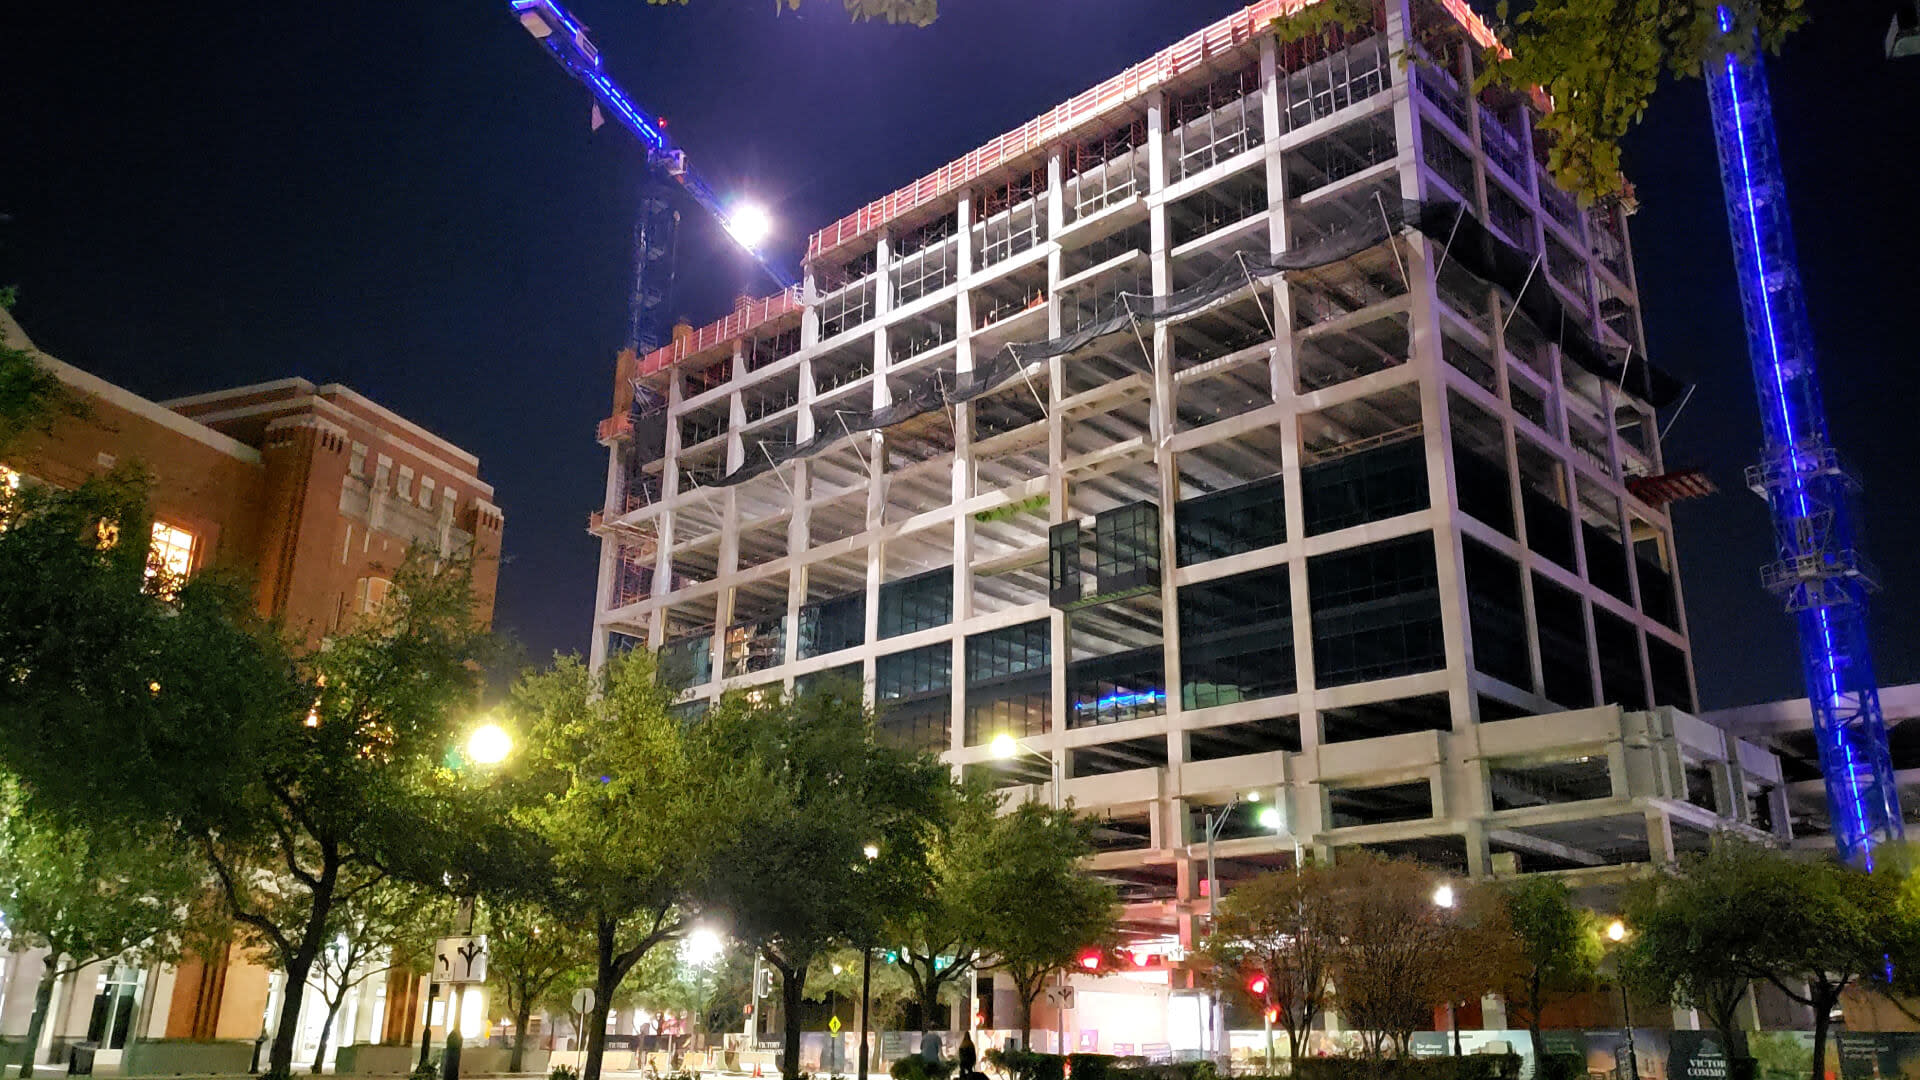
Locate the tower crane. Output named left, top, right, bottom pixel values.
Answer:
left=509, top=0, right=794, bottom=358
left=1702, top=6, right=1902, bottom=862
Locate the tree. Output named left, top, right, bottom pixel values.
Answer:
left=1498, top=876, right=1601, bottom=1077
left=705, top=682, right=952, bottom=1080
left=969, top=802, right=1118, bottom=1049
left=885, top=778, right=1003, bottom=1030
left=0, top=783, right=205, bottom=1078
left=1326, top=853, right=1516, bottom=1058
left=1481, top=0, right=1805, bottom=198
left=1622, top=840, right=1902, bottom=1080
left=1204, top=862, right=1350, bottom=1063
left=808, top=947, right=918, bottom=1031
left=1620, top=859, right=1759, bottom=1065
left=484, top=903, right=594, bottom=1072
left=0, top=288, right=76, bottom=459
left=299, top=880, right=441, bottom=1074
left=0, top=472, right=493, bottom=1080
left=502, top=652, right=756, bottom=1080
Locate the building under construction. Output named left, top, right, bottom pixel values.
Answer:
left=588, top=0, right=1790, bottom=962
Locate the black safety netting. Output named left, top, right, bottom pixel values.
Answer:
left=680, top=198, right=1682, bottom=489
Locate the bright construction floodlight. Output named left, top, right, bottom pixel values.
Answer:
left=467, top=722, right=513, bottom=766
left=1256, top=806, right=1283, bottom=831
left=990, top=733, right=1019, bottom=760
left=726, top=203, right=773, bottom=251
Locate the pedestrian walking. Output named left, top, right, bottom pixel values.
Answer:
left=921, top=1029, right=943, bottom=1066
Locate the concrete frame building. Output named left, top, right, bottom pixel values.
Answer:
left=586, top=0, right=1787, bottom=969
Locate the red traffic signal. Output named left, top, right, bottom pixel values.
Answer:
left=1247, top=973, right=1269, bottom=996
left=1079, top=951, right=1103, bottom=971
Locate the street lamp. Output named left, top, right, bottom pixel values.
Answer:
left=858, top=842, right=880, bottom=1080
left=1198, top=793, right=1285, bottom=1065
left=467, top=722, right=512, bottom=766
left=1605, top=920, right=1640, bottom=1080
left=1433, top=883, right=1461, bottom=1055
left=990, top=732, right=1063, bottom=808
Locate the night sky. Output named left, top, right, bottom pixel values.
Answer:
left=3, top=1, right=1916, bottom=709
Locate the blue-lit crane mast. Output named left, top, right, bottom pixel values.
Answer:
left=509, top=0, right=793, bottom=355
left=1702, top=6, right=1902, bottom=862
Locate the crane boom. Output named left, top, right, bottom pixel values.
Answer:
left=510, top=0, right=794, bottom=352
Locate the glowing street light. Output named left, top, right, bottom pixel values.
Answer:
left=989, top=732, right=1019, bottom=759
left=1432, top=883, right=1456, bottom=909
left=863, top=843, right=880, bottom=861
left=1608, top=918, right=1628, bottom=943
left=725, top=202, right=773, bottom=251
left=1256, top=805, right=1283, bottom=831
left=466, top=723, right=513, bottom=766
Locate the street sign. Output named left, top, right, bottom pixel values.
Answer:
left=828, top=1016, right=842, bottom=1035
left=571, top=988, right=595, bottom=1017
left=434, top=936, right=488, bottom=984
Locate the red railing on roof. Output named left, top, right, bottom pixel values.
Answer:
left=635, top=286, right=804, bottom=377
left=804, top=0, right=1500, bottom=261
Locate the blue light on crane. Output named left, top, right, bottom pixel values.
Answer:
left=1703, top=5, right=1902, bottom=863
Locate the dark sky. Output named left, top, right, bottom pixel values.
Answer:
left=3, top=1, right=1916, bottom=709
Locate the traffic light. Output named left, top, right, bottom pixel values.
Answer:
left=1078, top=951, right=1102, bottom=971
left=1265, top=1006, right=1279, bottom=1025
left=1247, top=973, right=1269, bottom=997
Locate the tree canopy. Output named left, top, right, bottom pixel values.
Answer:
left=969, top=801, right=1118, bottom=1046
left=0, top=471, right=493, bottom=1080
left=1482, top=0, right=1808, bottom=197
left=497, top=651, right=757, bottom=1080
left=1498, top=876, right=1601, bottom=1074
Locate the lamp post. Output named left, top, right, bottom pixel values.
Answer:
left=859, top=843, right=879, bottom=1080
left=435, top=722, right=513, bottom=1080
left=1197, top=793, right=1287, bottom=1066
left=1607, top=920, right=1640, bottom=1080
left=989, top=733, right=1062, bottom=808
left=1429, top=883, right=1462, bottom=1056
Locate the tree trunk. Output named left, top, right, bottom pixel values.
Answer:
left=1810, top=1007, right=1830, bottom=1080
left=17, top=957, right=60, bottom=1079
left=267, top=944, right=322, bottom=1080
left=1015, top=987, right=1037, bottom=1051
left=312, top=995, right=346, bottom=1074
left=510, top=999, right=534, bottom=1074
left=584, top=922, right=618, bottom=1080
left=779, top=959, right=806, bottom=1080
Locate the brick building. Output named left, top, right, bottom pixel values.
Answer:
left=0, top=305, right=502, bottom=1070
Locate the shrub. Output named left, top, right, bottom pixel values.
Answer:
left=893, top=1056, right=957, bottom=1080
left=410, top=1063, right=438, bottom=1080
left=1290, top=1055, right=1521, bottom=1080
left=1069, top=1055, right=1119, bottom=1080
left=983, top=1049, right=1063, bottom=1080
left=550, top=1065, right=579, bottom=1080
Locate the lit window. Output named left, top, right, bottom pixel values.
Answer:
left=357, top=576, right=393, bottom=615
left=0, top=464, right=19, bottom=528
left=147, top=522, right=196, bottom=592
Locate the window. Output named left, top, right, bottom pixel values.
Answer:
left=1175, top=475, right=1286, bottom=565
left=420, top=476, right=435, bottom=509
left=878, top=569, right=952, bottom=639
left=147, top=522, right=197, bottom=594
left=1300, top=438, right=1429, bottom=536
left=1067, top=646, right=1165, bottom=727
left=965, top=621, right=1051, bottom=746
left=1179, top=566, right=1296, bottom=709
left=1463, top=539, right=1530, bottom=689
left=876, top=643, right=952, bottom=702
left=356, top=576, right=393, bottom=615
left=799, top=593, right=865, bottom=659
left=349, top=442, right=367, bottom=477
left=397, top=466, right=413, bottom=500
left=1307, top=534, right=1444, bottom=688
